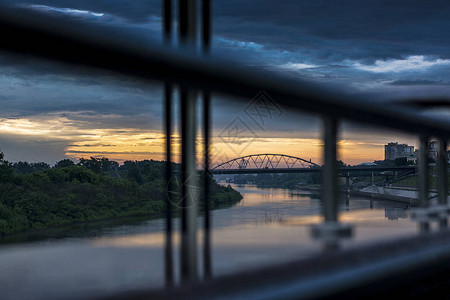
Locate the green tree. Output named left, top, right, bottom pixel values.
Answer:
left=13, top=161, right=50, bottom=174
left=55, top=159, right=75, bottom=168
left=0, top=150, right=13, bottom=180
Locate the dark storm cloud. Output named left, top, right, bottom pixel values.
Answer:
left=212, top=0, right=450, bottom=62
left=389, top=79, right=447, bottom=86
left=0, top=52, right=164, bottom=127
left=207, top=0, right=450, bottom=102
left=4, top=0, right=449, bottom=65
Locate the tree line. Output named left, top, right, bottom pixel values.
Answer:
left=0, top=153, right=242, bottom=235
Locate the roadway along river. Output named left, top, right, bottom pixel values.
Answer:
left=0, top=183, right=421, bottom=299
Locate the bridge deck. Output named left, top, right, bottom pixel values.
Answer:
left=211, top=166, right=416, bottom=174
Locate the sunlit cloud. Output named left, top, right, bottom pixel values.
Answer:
left=215, top=37, right=264, bottom=50
left=354, top=55, right=450, bottom=73
left=23, top=4, right=105, bottom=18
left=0, top=115, right=165, bottom=163
left=0, top=114, right=403, bottom=166
left=211, top=137, right=323, bottom=166
left=65, top=130, right=165, bottom=162
left=279, top=62, right=319, bottom=70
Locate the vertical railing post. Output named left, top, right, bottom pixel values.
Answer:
left=178, top=0, right=198, bottom=283
left=323, top=116, right=338, bottom=223
left=311, top=115, right=351, bottom=250
left=203, top=90, right=211, bottom=279
left=418, top=135, right=430, bottom=233
left=180, top=88, right=198, bottom=282
left=162, top=0, right=174, bottom=287
left=164, top=84, right=174, bottom=286
left=163, top=0, right=172, bottom=42
left=439, top=139, right=448, bottom=228
left=202, top=0, right=212, bottom=280
left=345, top=172, right=350, bottom=206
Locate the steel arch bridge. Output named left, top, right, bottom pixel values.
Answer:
left=212, top=154, right=319, bottom=171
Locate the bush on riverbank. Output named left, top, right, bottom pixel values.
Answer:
left=0, top=153, right=242, bottom=235
left=392, top=173, right=450, bottom=189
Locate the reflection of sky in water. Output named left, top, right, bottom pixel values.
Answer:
left=89, top=184, right=418, bottom=275
left=0, top=184, right=422, bottom=299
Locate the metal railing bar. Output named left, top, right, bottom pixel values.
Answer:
left=418, top=135, right=430, bottom=233
left=202, top=0, right=211, bottom=51
left=163, top=0, right=172, bottom=43
left=178, top=0, right=199, bottom=283
left=163, top=0, right=174, bottom=287
left=179, top=87, right=199, bottom=282
left=202, top=0, right=212, bottom=280
left=124, top=226, right=450, bottom=300
left=203, top=90, right=212, bottom=279
left=438, top=139, right=448, bottom=228
left=164, top=82, right=174, bottom=286
left=0, top=5, right=448, bottom=138
left=322, top=116, right=339, bottom=223
left=310, top=116, right=351, bottom=250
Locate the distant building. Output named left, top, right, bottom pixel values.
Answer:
left=384, top=142, right=414, bottom=161
left=412, top=141, right=448, bottom=163
left=428, top=140, right=438, bottom=160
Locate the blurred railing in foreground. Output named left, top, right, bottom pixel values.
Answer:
left=0, top=1, right=449, bottom=298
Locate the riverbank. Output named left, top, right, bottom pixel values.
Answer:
left=0, top=164, right=242, bottom=236
left=293, top=184, right=447, bottom=206
left=350, top=186, right=420, bottom=205
left=351, top=185, right=450, bottom=205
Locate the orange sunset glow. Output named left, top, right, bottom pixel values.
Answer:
left=0, top=115, right=396, bottom=166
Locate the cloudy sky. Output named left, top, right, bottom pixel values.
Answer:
left=0, top=0, right=448, bottom=165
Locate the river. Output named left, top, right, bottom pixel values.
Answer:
left=0, top=183, right=421, bottom=299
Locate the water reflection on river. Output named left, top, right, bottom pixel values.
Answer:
left=89, top=183, right=419, bottom=276
left=0, top=183, right=417, bottom=246
left=0, top=184, right=420, bottom=298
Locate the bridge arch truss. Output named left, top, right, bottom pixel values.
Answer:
left=212, top=154, right=319, bottom=170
